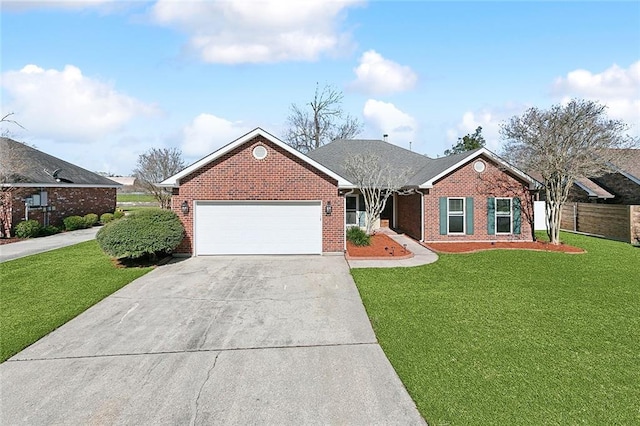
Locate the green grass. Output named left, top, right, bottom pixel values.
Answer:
left=0, top=241, right=152, bottom=362
left=116, top=193, right=157, bottom=203
left=352, top=232, right=640, bottom=425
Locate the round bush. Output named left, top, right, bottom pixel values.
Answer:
left=113, top=210, right=125, bottom=220
left=63, top=215, right=87, bottom=231
left=346, top=226, right=371, bottom=246
left=15, top=220, right=42, bottom=238
left=96, top=208, right=184, bottom=259
left=100, top=212, right=114, bottom=224
left=84, top=213, right=99, bottom=227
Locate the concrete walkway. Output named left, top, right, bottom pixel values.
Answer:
left=0, top=227, right=100, bottom=263
left=347, top=232, right=439, bottom=268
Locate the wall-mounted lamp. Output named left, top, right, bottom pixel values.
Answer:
left=325, top=201, right=332, bottom=215
left=181, top=201, right=189, bottom=215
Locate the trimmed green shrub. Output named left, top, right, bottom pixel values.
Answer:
left=347, top=226, right=371, bottom=246
left=38, top=225, right=61, bottom=237
left=113, top=210, right=125, bottom=220
left=63, top=215, right=87, bottom=231
left=14, top=220, right=42, bottom=238
left=100, top=212, right=114, bottom=224
left=84, top=213, right=99, bottom=227
left=96, top=208, right=184, bottom=259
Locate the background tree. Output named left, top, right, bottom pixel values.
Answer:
left=444, top=126, right=486, bottom=156
left=0, top=113, right=27, bottom=237
left=133, top=147, right=185, bottom=209
left=343, top=153, right=413, bottom=235
left=500, top=99, right=637, bottom=244
left=285, top=83, right=363, bottom=153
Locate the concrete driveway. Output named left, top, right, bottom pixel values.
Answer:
left=0, top=256, right=424, bottom=425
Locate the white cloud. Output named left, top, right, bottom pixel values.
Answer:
left=350, top=50, right=417, bottom=95
left=181, top=113, right=251, bottom=157
left=150, top=0, right=362, bottom=64
left=1, top=64, right=157, bottom=141
left=552, top=61, right=640, bottom=130
left=363, top=99, right=416, bottom=145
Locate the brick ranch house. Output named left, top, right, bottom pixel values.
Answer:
left=161, top=128, right=538, bottom=256
left=0, top=137, right=120, bottom=237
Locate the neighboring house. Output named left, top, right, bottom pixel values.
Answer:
left=551, top=149, right=640, bottom=205
left=0, top=137, right=120, bottom=234
left=162, top=128, right=538, bottom=256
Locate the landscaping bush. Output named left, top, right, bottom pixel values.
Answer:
left=96, top=208, right=184, bottom=259
left=14, top=220, right=42, bottom=238
left=100, top=212, right=114, bottom=224
left=347, top=226, right=371, bottom=246
left=113, top=209, right=125, bottom=220
left=38, top=225, right=61, bottom=237
left=63, top=215, right=88, bottom=231
left=84, top=213, right=99, bottom=227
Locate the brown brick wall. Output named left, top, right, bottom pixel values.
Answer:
left=593, top=173, right=640, bottom=205
left=171, top=135, right=344, bottom=254
left=396, top=192, right=422, bottom=240
left=11, top=187, right=117, bottom=229
left=423, top=156, right=534, bottom=242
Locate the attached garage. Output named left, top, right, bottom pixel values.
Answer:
left=194, top=201, right=323, bottom=255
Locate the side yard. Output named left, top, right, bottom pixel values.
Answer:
left=352, top=232, right=639, bottom=425
left=0, top=241, right=152, bottom=362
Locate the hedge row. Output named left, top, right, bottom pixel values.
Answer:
left=13, top=210, right=126, bottom=238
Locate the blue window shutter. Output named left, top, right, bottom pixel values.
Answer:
left=439, top=197, right=447, bottom=235
left=513, top=197, right=522, bottom=234
left=465, top=197, right=474, bottom=235
left=487, top=197, right=495, bottom=235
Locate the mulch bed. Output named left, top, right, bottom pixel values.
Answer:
left=346, top=233, right=413, bottom=259
left=423, top=240, right=585, bottom=254
left=0, top=237, right=21, bottom=245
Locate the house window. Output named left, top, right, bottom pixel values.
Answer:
left=346, top=195, right=358, bottom=226
left=496, top=198, right=512, bottom=234
left=448, top=198, right=465, bottom=234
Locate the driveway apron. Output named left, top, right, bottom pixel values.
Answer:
left=1, top=256, right=425, bottom=425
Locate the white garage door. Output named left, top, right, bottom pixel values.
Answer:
left=194, top=201, right=322, bottom=255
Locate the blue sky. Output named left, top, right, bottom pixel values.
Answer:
left=2, top=1, right=639, bottom=175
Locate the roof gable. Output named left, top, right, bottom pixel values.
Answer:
left=0, top=137, right=120, bottom=188
left=161, top=128, right=353, bottom=187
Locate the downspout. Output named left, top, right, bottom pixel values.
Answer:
left=343, top=188, right=355, bottom=252
left=420, top=190, right=425, bottom=242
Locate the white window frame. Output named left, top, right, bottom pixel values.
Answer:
left=345, top=195, right=359, bottom=226
left=495, top=197, right=513, bottom=234
left=447, top=197, right=465, bottom=235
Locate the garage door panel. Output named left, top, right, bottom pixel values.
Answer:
left=195, top=202, right=322, bottom=255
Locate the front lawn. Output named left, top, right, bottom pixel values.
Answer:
left=352, top=232, right=639, bottom=425
left=0, top=241, right=152, bottom=362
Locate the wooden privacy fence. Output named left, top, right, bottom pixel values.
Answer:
left=561, top=203, right=640, bottom=244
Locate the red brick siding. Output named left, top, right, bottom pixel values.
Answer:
left=423, top=156, right=534, bottom=242
left=396, top=192, right=422, bottom=240
left=11, top=187, right=116, bottom=229
left=171, top=135, right=343, bottom=254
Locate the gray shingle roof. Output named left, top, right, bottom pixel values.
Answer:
left=307, top=139, right=484, bottom=187
left=0, top=137, right=120, bottom=186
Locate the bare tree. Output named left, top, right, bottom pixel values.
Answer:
left=0, top=114, right=28, bottom=237
left=133, top=148, right=185, bottom=209
left=501, top=99, right=637, bottom=244
left=343, top=153, right=413, bottom=235
left=285, top=83, right=363, bottom=153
